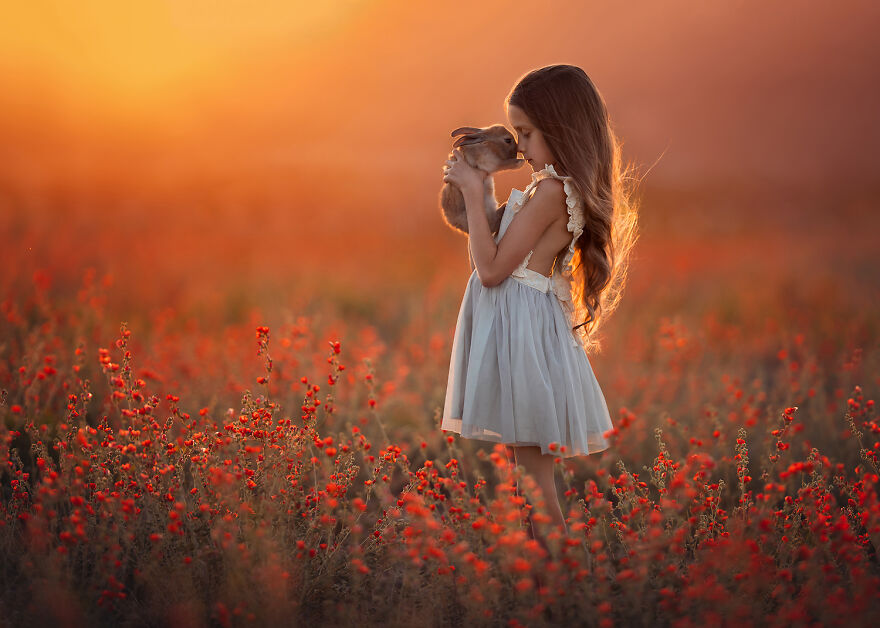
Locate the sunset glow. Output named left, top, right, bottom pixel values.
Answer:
left=1, top=2, right=878, bottom=625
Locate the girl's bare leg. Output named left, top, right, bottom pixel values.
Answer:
left=505, top=445, right=536, bottom=539
left=511, top=445, right=568, bottom=551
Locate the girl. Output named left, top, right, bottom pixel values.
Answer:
left=440, top=64, right=640, bottom=546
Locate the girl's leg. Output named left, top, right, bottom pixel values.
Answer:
left=511, top=445, right=568, bottom=545
left=505, top=445, right=535, bottom=540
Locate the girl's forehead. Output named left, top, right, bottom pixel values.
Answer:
left=506, top=104, right=531, bottom=127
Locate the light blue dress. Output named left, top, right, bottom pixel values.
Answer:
left=440, top=164, right=613, bottom=457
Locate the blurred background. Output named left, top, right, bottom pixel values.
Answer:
left=1, top=0, right=878, bottom=353
left=3, top=5, right=880, bottom=621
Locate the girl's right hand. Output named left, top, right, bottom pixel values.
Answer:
left=443, top=148, right=487, bottom=195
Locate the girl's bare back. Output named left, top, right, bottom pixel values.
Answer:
left=520, top=179, right=573, bottom=277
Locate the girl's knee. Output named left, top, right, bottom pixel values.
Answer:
left=514, top=446, right=554, bottom=470
left=512, top=444, right=542, bottom=462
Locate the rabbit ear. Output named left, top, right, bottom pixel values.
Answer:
left=451, top=126, right=482, bottom=137
left=452, top=135, right=482, bottom=148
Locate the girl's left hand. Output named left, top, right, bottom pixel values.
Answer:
left=442, top=148, right=486, bottom=194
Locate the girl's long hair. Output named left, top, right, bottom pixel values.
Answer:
left=508, top=64, right=641, bottom=354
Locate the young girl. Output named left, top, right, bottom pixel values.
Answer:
left=440, top=64, right=640, bottom=542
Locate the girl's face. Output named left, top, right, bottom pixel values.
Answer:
left=506, top=104, right=555, bottom=172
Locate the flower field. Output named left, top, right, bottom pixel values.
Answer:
left=2, top=200, right=879, bottom=627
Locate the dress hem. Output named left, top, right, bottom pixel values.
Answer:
left=440, top=421, right=610, bottom=458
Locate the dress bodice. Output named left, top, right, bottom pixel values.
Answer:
left=494, top=163, right=587, bottom=347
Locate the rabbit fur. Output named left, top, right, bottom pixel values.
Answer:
left=440, top=125, right=524, bottom=236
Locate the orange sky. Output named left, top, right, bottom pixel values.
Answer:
left=1, top=0, right=878, bottom=233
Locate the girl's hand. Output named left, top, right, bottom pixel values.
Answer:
left=442, top=148, right=487, bottom=195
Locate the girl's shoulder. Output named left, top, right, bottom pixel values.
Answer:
left=516, top=164, right=582, bottom=219
left=527, top=164, right=580, bottom=206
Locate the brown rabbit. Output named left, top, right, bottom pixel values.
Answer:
left=440, top=125, right=524, bottom=235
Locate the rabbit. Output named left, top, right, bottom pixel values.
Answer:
left=440, top=125, right=524, bottom=236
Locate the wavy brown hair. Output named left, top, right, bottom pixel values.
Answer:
left=507, top=64, right=641, bottom=354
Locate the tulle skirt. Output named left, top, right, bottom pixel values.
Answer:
left=441, top=268, right=613, bottom=458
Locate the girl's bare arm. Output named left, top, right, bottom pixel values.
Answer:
left=469, top=203, right=504, bottom=272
